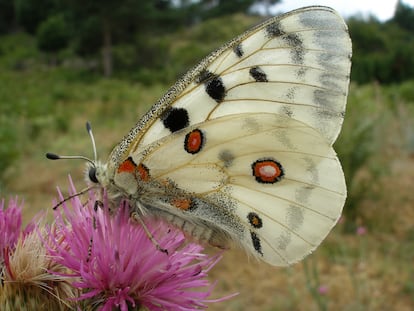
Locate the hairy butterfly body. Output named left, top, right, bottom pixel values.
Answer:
left=52, top=6, right=352, bottom=266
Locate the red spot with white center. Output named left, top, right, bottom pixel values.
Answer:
left=184, top=129, right=204, bottom=154
left=252, top=159, right=284, bottom=184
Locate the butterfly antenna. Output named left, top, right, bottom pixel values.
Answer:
left=46, top=121, right=97, bottom=167
left=86, top=121, right=98, bottom=163
left=46, top=152, right=95, bottom=166
left=46, top=122, right=101, bottom=210
left=52, top=186, right=94, bottom=210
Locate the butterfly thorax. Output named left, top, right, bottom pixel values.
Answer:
left=89, top=161, right=127, bottom=206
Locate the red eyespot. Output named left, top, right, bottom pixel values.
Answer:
left=184, top=129, right=204, bottom=154
left=252, top=159, right=284, bottom=184
left=247, top=212, right=263, bottom=229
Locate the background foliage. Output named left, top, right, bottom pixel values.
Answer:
left=0, top=0, right=413, bottom=82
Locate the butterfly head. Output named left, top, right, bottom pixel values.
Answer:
left=86, top=160, right=111, bottom=188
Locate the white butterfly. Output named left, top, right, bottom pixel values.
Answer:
left=48, top=6, right=351, bottom=266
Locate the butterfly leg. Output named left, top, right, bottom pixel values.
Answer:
left=93, top=200, right=104, bottom=211
left=130, top=212, right=169, bottom=255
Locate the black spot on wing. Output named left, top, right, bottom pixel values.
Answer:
left=250, top=231, right=263, bottom=256
left=196, top=69, right=215, bottom=84
left=285, top=33, right=304, bottom=64
left=285, top=33, right=302, bottom=48
left=265, top=21, right=304, bottom=64
left=233, top=43, right=244, bottom=57
left=249, top=66, right=268, bottom=82
left=219, top=150, right=234, bottom=168
left=266, top=21, right=284, bottom=37
left=205, top=76, right=226, bottom=103
left=196, top=70, right=226, bottom=103
left=161, top=107, right=189, bottom=133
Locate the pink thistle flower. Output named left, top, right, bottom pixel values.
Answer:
left=47, top=181, right=233, bottom=310
left=0, top=198, right=22, bottom=257
left=0, top=197, right=34, bottom=265
left=0, top=198, right=75, bottom=309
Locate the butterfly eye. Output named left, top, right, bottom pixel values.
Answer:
left=88, top=166, right=99, bottom=184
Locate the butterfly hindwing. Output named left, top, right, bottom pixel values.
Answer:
left=115, top=113, right=346, bottom=266
left=102, top=6, right=351, bottom=266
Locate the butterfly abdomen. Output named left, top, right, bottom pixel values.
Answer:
left=157, top=211, right=231, bottom=249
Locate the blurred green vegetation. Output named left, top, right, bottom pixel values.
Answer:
left=1, top=1, right=414, bottom=82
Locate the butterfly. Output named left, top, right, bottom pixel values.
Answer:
left=47, top=6, right=351, bottom=266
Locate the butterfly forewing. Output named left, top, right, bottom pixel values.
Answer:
left=103, top=6, right=351, bottom=266
left=108, top=6, right=351, bottom=166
